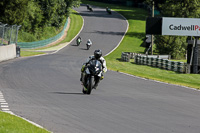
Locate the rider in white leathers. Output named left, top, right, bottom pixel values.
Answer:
left=86, top=39, right=92, bottom=50
left=87, top=39, right=92, bottom=45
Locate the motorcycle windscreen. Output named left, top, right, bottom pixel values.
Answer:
left=88, top=60, right=102, bottom=75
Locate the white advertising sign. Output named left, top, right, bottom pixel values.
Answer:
left=162, top=17, right=200, bottom=36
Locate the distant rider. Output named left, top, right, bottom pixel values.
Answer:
left=81, top=49, right=107, bottom=89
left=87, top=39, right=92, bottom=46
left=76, top=36, right=82, bottom=45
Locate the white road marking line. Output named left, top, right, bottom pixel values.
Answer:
left=0, top=99, right=5, bottom=100
left=0, top=91, right=46, bottom=130
left=0, top=102, right=8, bottom=105
left=2, top=108, right=10, bottom=111
left=1, top=105, right=9, bottom=108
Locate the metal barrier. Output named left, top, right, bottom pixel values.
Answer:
left=0, top=22, right=21, bottom=45
left=121, top=52, right=139, bottom=62
left=121, top=52, right=186, bottom=73
left=134, top=55, right=186, bottom=73
left=17, top=18, right=68, bottom=49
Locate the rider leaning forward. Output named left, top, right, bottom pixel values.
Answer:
left=81, top=49, right=107, bottom=89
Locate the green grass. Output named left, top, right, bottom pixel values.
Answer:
left=82, top=0, right=200, bottom=89
left=20, top=51, right=45, bottom=57
left=0, top=111, right=50, bottom=133
left=36, top=9, right=83, bottom=50
left=170, top=59, right=186, bottom=63
left=60, top=9, right=83, bottom=43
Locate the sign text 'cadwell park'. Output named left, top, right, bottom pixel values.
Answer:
left=162, top=17, right=200, bottom=36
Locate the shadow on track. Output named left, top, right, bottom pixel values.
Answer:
left=51, top=92, right=83, bottom=95
left=71, top=44, right=78, bottom=46
left=80, top=48, right=88, bottom=50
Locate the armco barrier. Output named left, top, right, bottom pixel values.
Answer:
left=135, top=55, right=186, bottom=73
left=17, top=18, right=68, bottom=49
left=121, top=52, right=140, bottom=62
left=121, top=52, right=186, bottom=73
left=121, top=52, right=170, bottom=62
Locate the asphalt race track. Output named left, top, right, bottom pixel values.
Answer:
left=0, top=5, right=200, bottom=133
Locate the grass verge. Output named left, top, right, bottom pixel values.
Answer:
left=20, top=51, right=45, bottom=57
left=0, top=111, right=50, bottom=133
left=82, top=0, right=200, bottom=89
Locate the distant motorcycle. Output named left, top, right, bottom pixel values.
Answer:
left=87, top=4, right=93, bottom=12
left=106, top=7, right=112, bottom=14
left=86, top=42, right=92, bottom=50
left=81, top=59, right=102, bottom=94
left=76, top=36, right=82, bottom=46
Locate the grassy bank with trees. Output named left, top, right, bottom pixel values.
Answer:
left=0, top=0, right=81, bottom=42
left=20, top=9, right=83, bottom=57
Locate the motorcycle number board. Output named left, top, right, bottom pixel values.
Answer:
left=162, top=17, right=200, bottom=36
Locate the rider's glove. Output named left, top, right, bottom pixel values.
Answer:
left=81, top=64, right=85, bottom=72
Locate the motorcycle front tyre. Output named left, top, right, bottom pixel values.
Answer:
left=87, top=45, right=90, bottom=50
left=82, top=88, right=87, bottom=94
left=86, top=76, right=94, bottom=94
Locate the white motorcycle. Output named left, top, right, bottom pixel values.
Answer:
left=86, top=41, right=92, bottom=50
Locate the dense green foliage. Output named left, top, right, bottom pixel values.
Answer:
left=0, top=0, right=81, bottom=42
left=154, top=0, right=200, bottom=59
left=160, top=0, right=200, bottom=18
left=0, top=0, right=29, bottom=24
left=154, top=36, right=187, bottom=59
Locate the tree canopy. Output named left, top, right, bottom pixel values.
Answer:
left=0, top=0, right=81, bottom=35
left=159, top=0, right=200, bottom=18
left=0, top=0, right=29, bottom=25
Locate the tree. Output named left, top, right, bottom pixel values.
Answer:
left=35, top=0, right=58, bottom=27
left=0, top=0, right=28, bottom=25
left=154, top=36, right=187, bottom=59
left=23, top=0, right=43, bottom=33
left=160, top=0, right=200, bottom=18
left=1, top=0, right=81, bottom=41
left=34, top=0, right=81, bottom=28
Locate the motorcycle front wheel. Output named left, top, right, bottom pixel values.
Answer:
left=86, top=76, right=95, bottom=94
left=86, top=45, right=90, bottom=50
left=82, top=88, right=87, bottom=94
